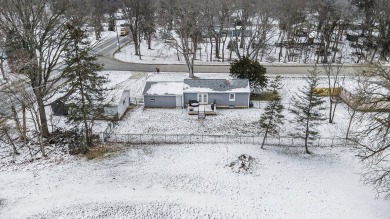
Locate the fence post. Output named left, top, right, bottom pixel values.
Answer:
left=139, top=134, right=142, bottom=144
left=331, top=137, right=334, bottom=147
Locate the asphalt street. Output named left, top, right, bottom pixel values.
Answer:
left=97, top=36, right=360, bottom=76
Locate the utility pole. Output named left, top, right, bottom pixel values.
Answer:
left=115, top=20, right=120, bottom=52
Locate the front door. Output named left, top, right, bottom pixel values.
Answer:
left=197, top=93, right=208, bottom=104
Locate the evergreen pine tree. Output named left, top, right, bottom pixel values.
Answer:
left=259, top=76, right=284, bottom=149
left=230, top=56, right=268, bottom=90
left=63, top=24, right=106, bottom=151
left=290, top=66, right=326, bottom=154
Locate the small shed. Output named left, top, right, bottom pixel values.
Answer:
left=183, top=79, right=250, bottom=108
left=50, top=90, right=131, bottom=120
left=50, top=96, right=69, bottom=116
left=143, top=81, right=184, bottom=108
left=103, top=90, right=131, bottom=120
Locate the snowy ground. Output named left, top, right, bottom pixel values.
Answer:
left=108, top=72, right=355, bottom=139
left=1, top=144, right=389, bottom=218
left=113, top=28, right=360, bottom=65
left=2, top=72, right=386, bottom=218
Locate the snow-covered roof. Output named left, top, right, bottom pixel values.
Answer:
left=183, top=79, right=250, bottom=93
left=143, top=81, right=183, bottom=96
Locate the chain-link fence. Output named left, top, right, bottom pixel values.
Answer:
left=104, top=133, right=356, bottom=148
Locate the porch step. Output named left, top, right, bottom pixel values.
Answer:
left=198, top=112, right=206, bottom=119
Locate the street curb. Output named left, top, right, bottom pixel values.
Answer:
left=109, top=55, right=374, bottom=68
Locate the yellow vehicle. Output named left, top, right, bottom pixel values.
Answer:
left=120, top=27, right=129, bottom=36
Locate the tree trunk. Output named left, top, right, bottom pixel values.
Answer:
left=29, top=106, right=46, bottom=157
left=189, top=64, right=194, bottom=78
left=328, top=96, right=334, bottom=123
left=138, top=33, right=142, bottom=58
left=304, top=115, right=311, bottom=154
left=215, top=36, right=220, bottom=59
left=22, top=103, right=27, bottom=142
left=0, top=56, right=6, bottom=81
left=261, top=126, right=269, bottom=149
left=331, top=101, right=338, bottom=123
left=11, top=104, right=24, bottom=141
left=131, top=29, right=139, bottom=56
left=210, top=37, right=213, bottom=62
left=147, top=33, right=152, bottom=49
left=278, top=32, right=285, bottom=62
left=222, top=39, right=226, bottom=62
left=35, top=93, right=50, bottom=138
left=3, top=127, right=19, bottom=155
left=346, top=109, right=355, bottom=139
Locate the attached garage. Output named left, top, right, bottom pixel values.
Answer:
left=143, top=81, right=183, bottom=108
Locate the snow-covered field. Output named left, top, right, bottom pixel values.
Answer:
left=1, top=144, right=389, bottom=218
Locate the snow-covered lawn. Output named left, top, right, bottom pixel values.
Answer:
left=112, top=104, right=350, bottom=139
left=108, top=72, right=354, bottom=139
left=1, top=144, right=389, bottom=218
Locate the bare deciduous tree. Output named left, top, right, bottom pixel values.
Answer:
left=121, top=0, right=154, bottom=58
left=322, top=62, right=345, bottom=123
left=0, top=0, right=72, bottom=138
left=159, top=0, right=204, bottom=77
left=353, top=63, right=390, bottom=197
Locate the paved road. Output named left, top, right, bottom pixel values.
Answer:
left=97, top=36, right=362, bottom=75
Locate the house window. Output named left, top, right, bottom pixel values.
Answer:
left=197, top=93, right=208, bottom=104
left=229, top=93, right=235, bottom=101
left=150, top=98, right=155, bottom=102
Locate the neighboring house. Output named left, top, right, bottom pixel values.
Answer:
left=143, top=81, right=183, bottom=108
left=183, top=79, right=250, bottom=108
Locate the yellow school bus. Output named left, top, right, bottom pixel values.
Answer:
left=120, top=27, right=129, bottom=36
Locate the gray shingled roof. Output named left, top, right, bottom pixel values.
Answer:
left=183, top=79, right=249, bottom=92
